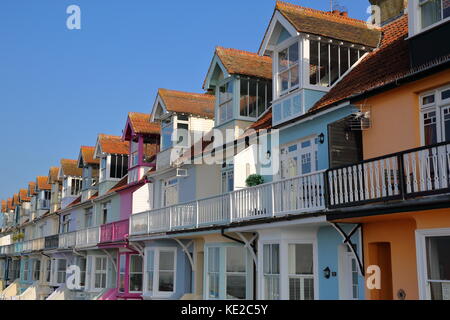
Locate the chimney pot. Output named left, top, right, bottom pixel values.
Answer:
left=340, top=11, right=348, bottom=17
left=332, top=10, right=341, bottom=15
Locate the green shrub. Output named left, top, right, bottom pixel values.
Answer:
left=245, top=174, right=264, bottom=187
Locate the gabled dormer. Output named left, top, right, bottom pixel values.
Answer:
left=48, top=166, right=61, bottom=214
left=18, top=189, right=31, bottom=223
left=151, top=89, right=215, bottom=169
left=35, top=176, right=52, bottom=216
left=123, top=112, right=160, bottom=183
left=94, top=134, right=130, bottom=196
left=78, top=146, right=100, bottom=202
left=203, top=47, right=272, bottom=142
left=58, top=159, right=83, bottom=209
left=259, top=1, right=381, bottom=126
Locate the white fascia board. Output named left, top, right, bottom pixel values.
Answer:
left=259, top=10, right=299, bottom=56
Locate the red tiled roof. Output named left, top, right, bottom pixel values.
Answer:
left=1, top=200, right=6, bottom=213
left=158, top=88, right=215, bottom=119
left=28, top=181, right=37, bottom=196
left=107, top=175, right=130, bottom=194
left=89, top=192, right=98, bottom=200
left=37, top=176, right=51, bottom=191
left=311, top=15, right=410, bottom=112
left=19, top=189, right=31, bottom=202
left=98, top=134, right=130, bottom=155
left=67, top=195, right=82, bottom=208
left=242, top=109, right=273, bottom=138
left=80, top=146, right=100, bottom=166
left=215, top=47, right=273, bottom=80
left=128, top=113, right=161, bottom=135
left=60, top=159, right=83, bottom=177
left=274, top=1, right=381, bottom=47
left=48, top=167, right=60, bottom=184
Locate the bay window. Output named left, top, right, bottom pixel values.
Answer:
left=93, top=256, right=107, bottom=290
left=218, top=80, right=234, bottom=125
left=420, top=0, right=450, bottom=29
left=144, top=248, right=176, bottom=297
left=129, top=255, right=143, bottom=292
left=288, top=243, right=314, bottom=300
left=162, top=118, right=174, bottom=150
left=278, top=42, right=299, bottom=95
left=420, top=85, right=450, bottom=145
left=56, top=259, right=67, bottom=284
left=263, top=244, right=280, bottom=300
left=205, top=245, right=252, bottom=300
left=110, top=154, right=128, bottom=179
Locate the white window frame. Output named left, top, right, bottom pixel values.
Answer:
left=90, top=255, right=108, bottom=292
left=143, top=247, right=177, bottom=298
left=217, top=78, right=235, bottom=126
left=53, top=258, right=67, bottom=285
left=23, top=258, right=29, bottom=281
left=129, top=254, right=144, bottom=293
left=420, top=85, right=450, bottom=145
left=162, top=177, right=178, bottom=207
left=416, top=227, right=450, bottom=300
left=262, top=242, right=281, bottom=300
left=279, top=136, right=319, bottom=180
left=287, top=241, right=316, bottom=301
left=275, top=37, right=301, bottom=97
left=418, top=0, right=450, bottom=32
left=221, top=164, right=234, bottom=193
left=32, top=259, right=41, bottom=282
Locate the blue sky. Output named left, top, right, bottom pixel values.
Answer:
left=0, top=0, right=372, bottom=200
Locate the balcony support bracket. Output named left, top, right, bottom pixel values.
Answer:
left=173, top=239, right=195, bottom=270
left=330, top=222, right=364, bottom=276
left=72, top=249, right=86, bottom=258
left=236, top=232, right=258, bottom=268
left=102, top=249, right=117, bottom=272
left=129, top=242, right=145, bottom=257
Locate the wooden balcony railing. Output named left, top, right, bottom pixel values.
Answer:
left=100, top=219, right=129, bottom=243
left=130, top=170, right=325, bottom=236
left=326, top=141, right=450, bottom=208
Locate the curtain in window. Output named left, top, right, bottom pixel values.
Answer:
left=421, top=0, right=442, bottom=28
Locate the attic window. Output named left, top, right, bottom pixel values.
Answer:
left=420, top=0, right=450, bottom=29
left=278, top=42, right=299, bottom=95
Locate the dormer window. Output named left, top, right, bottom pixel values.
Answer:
left=420, top=0, right=450, bottom=29
left=278, top=42, right=299, bottom=95
left=99, top=154, right=128, bottom=182
left=239, top=78, right=272, bottom=118
left=161, top=118, right=174, bottom=150
left=131, top=140, right=139, bottom=167
left=62, top=177, right=82, bottom=198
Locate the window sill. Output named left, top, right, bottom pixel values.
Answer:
left=407, top=17, right=450, bottom=40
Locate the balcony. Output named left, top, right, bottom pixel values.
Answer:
left=75, top=226, right=100, bottom=248
left=22, top=238, right=45, bottom=253
left=59, top=232, right=76, bottom=249
left=44, top=235, right=59, bottom=250
left=131, top=170, right=325, bottom=236
left=99, top=219, right=129, bottom=243
left=326, top=141, right=450, bottom=208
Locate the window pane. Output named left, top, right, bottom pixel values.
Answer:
left=421, top=0, right=442, bottom=28
left=226, top=247, right=245, bottom=272
left=208, top=274, right=219, bottom=299
left=159, top=251, right=174, bottom=271
left=423, top=94, right=435, bottom=105
left=158, top=271, right=174, bottom=292
left=330, top=44, right=339, bottom=85
left=208, top=247, right=220, bottom=273
left=288, top=244, right=313, bottom=274
left=443, top=107, right=450, bottom=142
left=288, top=43, right=299, bottom=65
left=278, top=48, right=288, bottom=72
left=226, top=275, right=246, bottom=299
left=219, top=82, right=233, bottom=104
left=350, top=48, right=359, bottom=66
left=290, top=65, right=299, bottom=88
left=280, top=70, right=289, bottom=92
left=309, top=40, right=319, bottom=85
left=442, top=89, right=450, bottom=101
left=130, top=273, right=143, bottom=292
left=319, top=43, right=329, bottom=87
left=248, top=79, right=258, bottom=118
left=130, top=255, right=143, bottom=272
left=110, top=155, right=117, bottom=178
left=426, top=236, right=450, bottom=280
left=240, top=79, right=249, bottom=117
left=423, top=111, right=437, bottom=145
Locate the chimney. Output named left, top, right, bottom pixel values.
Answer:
left=332, top=9, right=341, bottom=15
left=340, top=11, right=348, bottom=17
left=369, top=0, right=408, bottom=25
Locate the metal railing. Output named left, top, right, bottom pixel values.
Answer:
left=131, top=170, right=325, bottom=236
left=44, top=235, right=59, bottom=250
left=75, top=226, right=100, bottom=248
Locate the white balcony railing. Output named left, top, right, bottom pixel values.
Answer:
left=131, top=170, right=325, bottom=236
left=75, top=226, right=100, bottom=248
left=59, top=232, right=77, bottom=249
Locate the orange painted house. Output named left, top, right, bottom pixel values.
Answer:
left=311, top=0, right=450, bottom=300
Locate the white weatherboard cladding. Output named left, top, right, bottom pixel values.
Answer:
left=233, top=145, right=258, bottom=190
left=133, top=184, right=153, bottom=214
left=189, top=116, right=214, bottom=133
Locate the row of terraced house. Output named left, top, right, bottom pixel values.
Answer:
left=0, top=0, right=449, bottom=300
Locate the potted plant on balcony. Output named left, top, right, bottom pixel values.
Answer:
left=246, top=174, right=264, bottom=187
